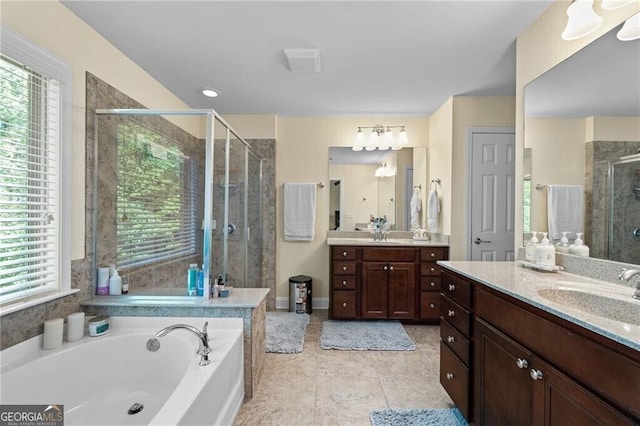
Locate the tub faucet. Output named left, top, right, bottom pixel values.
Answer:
left=618, top=268, right=640, bottom=300
left=155, top=322, right=211, bottom=366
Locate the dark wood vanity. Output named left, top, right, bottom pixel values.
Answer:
left=439, top=267, right=640, bottom=425
left=329, top=245, right=449, bottom=321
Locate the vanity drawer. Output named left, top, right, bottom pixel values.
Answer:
left=362, top=248, right=416, bottom=262
left=420, top=247, right=448, bottom=261
left=420, top=292, right=441, bottom=320
left=421, top=262, right=444, bottom=276
left=440, top=341, right=470, bottom=420
left=332, top=291, right=357, bottom=319
left=332, top=246, right=357, bottom=260
left=420, top=276, right=441, bottom=291
left=441, top=295, right=471, bottom=336
left=333, top=261, right=357, bottom=275
left=333, top=275, right=356, bottom=290
left=441, top=319, right=470, bottom=366
left=442, top=271, right=472, bottom=308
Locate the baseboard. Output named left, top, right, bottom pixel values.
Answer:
left=276, top=297, right=328, bottom=310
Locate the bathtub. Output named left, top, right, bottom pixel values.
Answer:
left=0, top=316, right=244, bottom=426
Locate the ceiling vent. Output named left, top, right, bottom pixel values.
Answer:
left=283, top=48, right=321, bottom=72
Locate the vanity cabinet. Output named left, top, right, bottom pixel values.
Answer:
left=328, top=244, right=448, bottom=321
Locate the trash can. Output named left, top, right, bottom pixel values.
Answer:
left=289, top=275, right=312, bottom=314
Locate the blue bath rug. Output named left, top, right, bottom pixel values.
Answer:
left=266, top=311, right=309, bottom=353
left=370, top=408, right=467, bottom=426
left=320, top=320, right=415, bottom=351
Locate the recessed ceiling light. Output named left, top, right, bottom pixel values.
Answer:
left=202, top=88, right=220, bottom=98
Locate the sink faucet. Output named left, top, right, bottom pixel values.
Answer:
left=618, top=269, right=640, bottom=300
left=154, top=322, right=211, bottom=366
left=372, top=229, right=387, bottom=241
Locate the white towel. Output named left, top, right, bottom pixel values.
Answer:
left=427, top=189, right=440, bottom=230
left=547, top=184, right=583, bottom=240
left=284, top=183, right=317, bottom=241
left=410, top=192, right=422, bottom=228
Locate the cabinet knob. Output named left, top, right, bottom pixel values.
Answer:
left=448, top=284, right=456, bottom=291
left=530, top=369, right=543, bottom=381
left=516, top=358, right=528, bottom=369
left=447, top=336, right=455, bottom=343
left=342, top=266, right=348, bottom=271
left=446, top=373, right=454, bottom=380
left=342, top=251, right=348, bottom=257
left=342, top=280, right=347, bottom=286
left=448, top=310, right=456, bottom=317
left=429, top=303, right=435, bottom=309
left=430, top=252, right=436, bottom=258
left=430, top=267, right=436, bottom=273
left=430, top=282, right=436, bottom=287
left=342, top=302, right=347, bottom=308
left=389, top=266, right=394, bottom=271
left=383, top=265, right=389, bottom=271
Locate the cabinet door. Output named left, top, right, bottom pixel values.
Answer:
left=388, top=262, right=416, bottom=319
left=475, top=318, right=533, bottom=426
left=530, top=357, right=636, bottom=426
left=361, top=262, right=388, bottom=318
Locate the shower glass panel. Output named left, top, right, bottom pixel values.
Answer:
left=608, top=153, right=640, bottom=264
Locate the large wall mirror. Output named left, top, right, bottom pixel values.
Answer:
left=523, top=25, right=640, bottom=265
left=329, top=147, right=415, bottom=232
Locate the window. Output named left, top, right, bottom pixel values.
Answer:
left=0, top=29, right=71, bottom=311
left=116, top=121, right=198, bottom=269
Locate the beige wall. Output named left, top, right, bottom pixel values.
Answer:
left=515, top=0, right=640, bottom=247
left=329, top=163, right=380, bottom=229
left=587, top=116, right=640, bottom=142
left=1, top=1, right=197, bottom=261
left=428, top=99, right=454, bottom=236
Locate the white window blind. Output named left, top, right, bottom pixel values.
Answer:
left=0, top=54, right=61, bottom=305
left=116, top=121, right=198, bottom=269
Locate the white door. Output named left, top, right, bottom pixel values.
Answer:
left=469, top=129, right=515, bottom=261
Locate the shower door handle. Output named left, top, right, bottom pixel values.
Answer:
left=247, top=227, right=251, bottom=241
left=633, top=228, right=640, bottom=241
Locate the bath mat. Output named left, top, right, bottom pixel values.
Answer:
left=320, top=320, right=415, bottom=351
left=265, top=311, right=309, bottom=353
left=369, top=408, right=467, bottom=426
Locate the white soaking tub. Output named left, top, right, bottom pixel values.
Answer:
left=0, top=316, right=244, bottom=426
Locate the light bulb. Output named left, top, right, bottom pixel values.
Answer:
left=561, top=0, right=603, bottom=41
left=618, top=11, right=640, bottom=41
left=601, top=0, right=634, bottom=10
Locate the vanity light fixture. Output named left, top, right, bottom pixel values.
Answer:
left=601, top=0, right=635, bottom=10
left=617, top=11, right=640, bottom=41
left=352, top=124, right=409, bottom=151
left=561, top=0, right=603, bottom=41
left=201, top=88, right=220, bottom=98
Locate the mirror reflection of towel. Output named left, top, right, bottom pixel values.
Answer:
left=547, top=184, right=583, bottom=240
left=427, top=189, right=439, bottom=230
left=410, top=192, right=422, bottom=228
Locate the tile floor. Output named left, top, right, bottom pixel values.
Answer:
left=234, top=310, right=455, bottom=426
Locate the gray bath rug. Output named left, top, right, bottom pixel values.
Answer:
left=265, top=312, right=309, bottom=353
left=320, top=320, right=416, bottom=351
left=370, top=408, right=467, bottom=426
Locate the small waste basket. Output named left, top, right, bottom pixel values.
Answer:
left=289, top=275, right=312, bottom=314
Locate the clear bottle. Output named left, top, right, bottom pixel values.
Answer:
left=525, top=231, right=539, bottom=262
left=569, top=232, right=590, bottom=257
left=555, top=232, right=571, bottom=254
left=187, top=263, right=198, bottom=296
left=108, top=269, right=122, bottom=295
left=535, top=232, right=556, bottom=267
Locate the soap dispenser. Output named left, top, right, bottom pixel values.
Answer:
left=535, top=232, right=556, bottom=267
left=555, top=232, right=571, bottom=254
left=525, top=231, right=539, bottom=262
left=569, top=232, right=590, bottom=257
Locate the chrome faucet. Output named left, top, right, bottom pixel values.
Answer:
left=618, top=268, right=640, bottom=300
left=372, top=228, right=387, bottom=241
left=154, top=322, right=211, bottom=366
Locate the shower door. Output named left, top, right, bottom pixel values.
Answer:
left=608, top=154, right=640, bottom=264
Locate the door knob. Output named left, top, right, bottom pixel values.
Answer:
left=473, top=237, right=491, bottom=245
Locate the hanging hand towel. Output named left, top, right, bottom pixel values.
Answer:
left=410, top=191, right=422, bottom=228
left=547, top=184, right=583, bottom=240
left=284, top=183, right=317, bottom=241
left=427, top=189, right=440, bottom=230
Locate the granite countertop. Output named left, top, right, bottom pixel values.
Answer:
left=438, top=261, right=639, bottom=351
left=327, top=237, right=449, bottom=247
left=82, top=288, right=270, bottom=309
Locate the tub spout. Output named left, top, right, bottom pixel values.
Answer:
left=155, top=322, right=211, bottom=366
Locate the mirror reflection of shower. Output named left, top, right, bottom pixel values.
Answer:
left=608, top=152, right=640, bottom=264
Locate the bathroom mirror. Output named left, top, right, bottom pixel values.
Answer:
left=328, top=147, right=415, bottom=232
left=523, top=25, right=640, bottom=264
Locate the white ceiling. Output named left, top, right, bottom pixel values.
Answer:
left=61, top=0, right=554, bottom=116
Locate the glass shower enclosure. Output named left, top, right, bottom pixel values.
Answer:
left=93, top=109, right=262, bottom=298
left=608, top=152, right=640, bottom=264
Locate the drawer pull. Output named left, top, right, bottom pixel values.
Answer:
left=430, top=267, right=436, bottom=273
left=447, top=336, right=455, bottom=343
left=383, top=265, right=389, bottom=271
left=430, top=282, right=436, bottom=287
left=516, top=358, right=528, bottom=369
left=430, top=252, right=436, bottom=258
left=342, top=302, right=347, bottom=308
left=446, top=373, right=454, bottom=380
left=342, top=266, right=348, bottom=271
left=389, top=266, right=394, bottom=271
left=448, top=310, right=456, bottom=317
left=429, top=303, right=435, bottom=309
left=342, top=251, right=348, bottom=257
left=342, top=280, right=347, bottom=286
left=448, top=284, right=456, bottom=291
left=530, top=369, right=543, bottom=381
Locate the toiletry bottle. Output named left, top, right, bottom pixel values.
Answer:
left=217, top=273, right=225, bottom=297
left=555, top=231, right=571, bottom=254
left=569, top=232, right=590, bottom=257
left=121, top=276, right=129, bottom=294
left=187, top=263, right=198, bottom=296
left=535, top=232, right=556, bottom=267
left=108, top=269, right=122, bottom=295
left=196, top=267, right=204, bottom=297
left=525, top=231, right=538, bottom=262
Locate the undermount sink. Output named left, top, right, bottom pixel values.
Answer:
left=536, top=288, right=640, bottom=325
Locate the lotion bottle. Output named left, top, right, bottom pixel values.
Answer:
left=555, top=232, right=571, bottom=254
left=535, top=232, right=556, bottom=267
left=108, top=269, right=122, bottom=295
left=569, top=232, right=590, bottom=257
left=525, top=231, right=539, bottom=262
